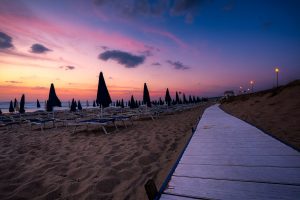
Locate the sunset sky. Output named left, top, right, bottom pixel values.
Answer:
left=0, top=0, right=300, bottom=101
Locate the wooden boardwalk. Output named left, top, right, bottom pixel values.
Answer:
left=160, top=105, right=300, bottom=200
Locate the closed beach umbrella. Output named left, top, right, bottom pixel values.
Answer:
left=175, top=91, right=180, bottom=104
left=143, top=83, right=151, bottom=107
left=96, top=72, right=112, bottom=108
left=86, top=100, right=89, bottom=107
left=37, top=99, right=41, bottom=108
left=165, top=88, right=172, bottom=106
left=189, top=95, right=192, bottom=104
left=14, top=98, right=18, bottom=108
left=70, top=98, right=76, bottom=112
left=47, top=83, right=61, bottom=112
left=121, top=99, right=124, bottom=108
left=183, top=93, right=187, bottom=104
left=96, top=72, right=112, bottom=117
left=130, top=95, right=136, bottom=109
left=19, top=94, right=25, bottom=114
left=9, top=100, right=14, bottom=113
left=93, top=100, right=96, bottom=107
left=78, top=100, right=82, bottom=110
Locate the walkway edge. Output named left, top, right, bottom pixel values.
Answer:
left=156, top=105, right=210, bottom=200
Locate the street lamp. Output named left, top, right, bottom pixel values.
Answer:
left=275, top=67, right=279, bottom=88
left=239, top=86, right=243, bottom=94
left=250, top=80, right=254, bottom=93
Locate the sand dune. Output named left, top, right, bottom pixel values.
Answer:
left=0, top=104, right=209, bottom=200
left=221, top=80, right=300, bottom=150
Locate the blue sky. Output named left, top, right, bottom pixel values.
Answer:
left=0, top=0, right=299, bottom=101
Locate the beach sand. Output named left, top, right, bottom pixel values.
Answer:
left=0, top=103, right=210, bottom=200
left=221, top=80, right=300, bottom=150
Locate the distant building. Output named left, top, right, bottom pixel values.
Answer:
left=224, top=90, right=235, bottom=98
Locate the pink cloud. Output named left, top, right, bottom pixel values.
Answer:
left=142, top=27, right=188, bottom=49
left=0, top=12, right=149, bottom=54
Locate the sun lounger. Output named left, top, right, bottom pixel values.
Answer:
left=109, top=115, right=133, bottom=128
left=26, top=118, right=55, bottom=132
left=68, top=118, right=116, bottom=134
left=0, top=118, right=21, bottom=130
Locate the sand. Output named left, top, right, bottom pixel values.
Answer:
left=0, top=103, right=210, bottom=200
left=221, top=80, right=300, bottom=150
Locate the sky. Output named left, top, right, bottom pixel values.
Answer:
left=0, top=0, right=300, bottom=101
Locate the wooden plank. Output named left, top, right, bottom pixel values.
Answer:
left=179, top=155, right=300, bottom=167
left=173, top=164, right=300, bottom=185
left=184, top=146, right=299, bottom=156
left=164, top=176, right=300, bottom=200
left=160, top=105, right=300, bottom=200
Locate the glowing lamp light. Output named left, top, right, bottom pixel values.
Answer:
left=250, top=80, right=254, bottom=85
left=275, top=67, right=279, bottom=73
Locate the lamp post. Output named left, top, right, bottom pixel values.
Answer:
left=275, top=67, right=279, bottom=88
left=250, top=80, right=254, bottom=93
